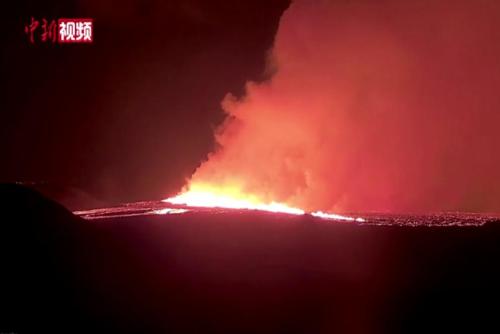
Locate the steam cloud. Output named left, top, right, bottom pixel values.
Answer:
left=189, top=0, right=500, bottom=213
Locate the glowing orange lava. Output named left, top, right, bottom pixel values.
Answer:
left=163, top=184, right=364, bottom=222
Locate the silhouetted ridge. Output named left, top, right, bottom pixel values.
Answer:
left=0, top=183, right=91, bottom=332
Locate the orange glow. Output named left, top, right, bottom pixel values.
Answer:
left=163, top=183, right=364, bottom=222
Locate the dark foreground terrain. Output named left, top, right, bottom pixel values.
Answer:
left=1, top=183, right=500, bottom=333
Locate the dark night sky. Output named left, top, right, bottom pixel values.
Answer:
left=1, top=0, right=290, bottom=208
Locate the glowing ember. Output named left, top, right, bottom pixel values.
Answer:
left=163, top=185, right=364, bottom=222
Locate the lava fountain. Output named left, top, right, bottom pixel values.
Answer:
left=163, top=184, right=364, bottom=222
left=164, top=0, right=500, bottom=215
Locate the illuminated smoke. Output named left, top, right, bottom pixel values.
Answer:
left=186, top=0, right=500, bottom=213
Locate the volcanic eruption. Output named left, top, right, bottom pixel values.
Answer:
left=166, top=0, right=500, bottom=215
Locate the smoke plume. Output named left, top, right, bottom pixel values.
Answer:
left=188, top=0, right=500, bottom=213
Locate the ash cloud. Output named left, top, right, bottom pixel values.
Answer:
left=190, top=0, right=500, bottom=213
